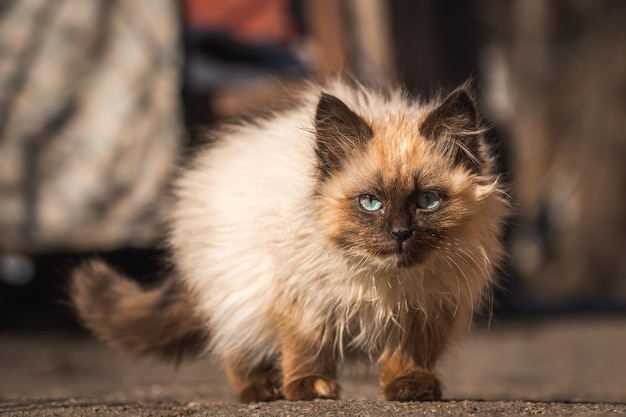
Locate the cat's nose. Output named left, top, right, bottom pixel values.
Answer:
left=390, top=228, right=412, bottom=242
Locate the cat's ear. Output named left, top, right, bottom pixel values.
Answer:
left=420, top=86, right=485, bottom=172
left=315, top=93, right=373, bottom=180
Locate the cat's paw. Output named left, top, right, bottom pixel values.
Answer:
left=284, top=375, right=340, bottom=401
left=383, top=369, right=442, bottom=401
left=238, top=371, right=284, bottom=403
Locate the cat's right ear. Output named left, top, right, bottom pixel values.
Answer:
left=315, top=93, right=373, bottom=180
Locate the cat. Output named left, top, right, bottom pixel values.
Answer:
left=70, top=79, right=508, bottom=402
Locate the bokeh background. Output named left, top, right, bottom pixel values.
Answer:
left=0, top=0, right=625, bottom=403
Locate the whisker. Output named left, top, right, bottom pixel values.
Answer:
left=445, top=254, right=475, bottom=330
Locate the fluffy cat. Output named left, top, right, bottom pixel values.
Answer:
left=71, top=80, right=507, bottom=402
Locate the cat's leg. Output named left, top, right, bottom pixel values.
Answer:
left=379, top=313, right=456, bottom=401
left=379, top=349, right=442, bottom=401
left=279, top=328, right=340, bottom=401
left=225, top=355, right=284, bottom=402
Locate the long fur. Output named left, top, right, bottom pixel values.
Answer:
left=71, top=79, right=508, bottom=401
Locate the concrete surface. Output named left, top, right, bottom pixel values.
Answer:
left=1, top=316, right=625, bottom=416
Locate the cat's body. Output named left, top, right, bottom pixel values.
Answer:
left=71, top=80, right=507, bottom=402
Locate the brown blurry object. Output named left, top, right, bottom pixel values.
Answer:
left=210, top=78, right=307, bottom=120
left=303, top=0, right=395, bottom=84
left=302, top=0, right=351, bottom=79
left=482, top=1, right=626, bottom=306
left=0, top=0, right=182, bottom=252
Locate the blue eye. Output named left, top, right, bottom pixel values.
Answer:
left=417, top=190, right=441, bottom=210
left=358, top=194, right=383, bottom=212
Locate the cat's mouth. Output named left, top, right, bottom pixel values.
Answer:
left=375, top=245, right=424, bottom=268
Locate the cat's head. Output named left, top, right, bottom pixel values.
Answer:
left=314, top=84, right=500, bottom=270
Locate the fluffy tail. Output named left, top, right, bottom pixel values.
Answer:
left=70, top=259, right=208, bottom=362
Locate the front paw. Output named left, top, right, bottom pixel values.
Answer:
left=383, top=369, right=442, bottom=401
left=238, top=370, right=284, bottom=403
left=284, top=375, right=340, bottom=401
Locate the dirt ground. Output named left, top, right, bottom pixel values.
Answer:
left=1, top=316, right=625, bottom=416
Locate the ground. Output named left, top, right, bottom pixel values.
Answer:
left=1, top=316, right=625, bottom=416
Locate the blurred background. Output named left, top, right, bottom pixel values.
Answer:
left=1, top=0, right=625, bottom=349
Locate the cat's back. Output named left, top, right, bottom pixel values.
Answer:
left=176, top=104, right=317, bottom=221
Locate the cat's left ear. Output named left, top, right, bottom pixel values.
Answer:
left=420, top=85, right=485, bottom=172
left=315, top=93, right=373, bottom=180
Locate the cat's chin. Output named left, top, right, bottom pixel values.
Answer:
left=355, top=250, right=423, bottom=271
left=376, top=246, right=425, bottom=269
left=389, top=254, right=422, bottom=269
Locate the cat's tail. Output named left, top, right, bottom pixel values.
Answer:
left=69, top=259, right=209, bottom=362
